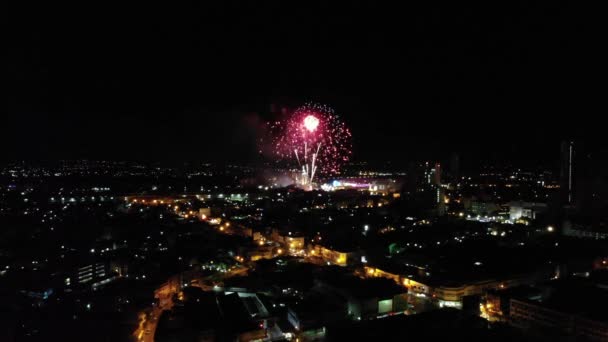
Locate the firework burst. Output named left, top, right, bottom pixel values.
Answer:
left=267, top=103, right=352, bottom=188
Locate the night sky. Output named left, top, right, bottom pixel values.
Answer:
left=5, top=2, right=602, bottom=168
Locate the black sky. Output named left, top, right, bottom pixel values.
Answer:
left=4, top=2, right=603, bottom=168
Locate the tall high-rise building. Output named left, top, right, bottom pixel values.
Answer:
left=560, top=141, right=575, bottom=205
left=433, top=162, right=442, bottom=186
left=420, top=162, right=442, bottom=186
left=559, top=141, right=608, bottom=216
left=449, top=152, right=460, bottom=181
left=405, top=161, right=445, bottom=215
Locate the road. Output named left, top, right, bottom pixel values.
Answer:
left=134, top=302, right=169, bottom=342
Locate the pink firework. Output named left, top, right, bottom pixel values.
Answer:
left=303, top=115, right=320, bottom=132
left=268, top=103, right=352, bottom=187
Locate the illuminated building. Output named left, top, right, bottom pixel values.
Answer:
left=508, top=201, right=547, bottom=221
left=364, top=266, right=431, bottom=295
left=469, top=200, right=500, bottom=217
left=320, top=178, right=400, bottom=195
left=199, top=207, right=211, bottom=219
left=365, top=264, right=553, bottom=307
left=248, top=245, right=275, bottom=261
left=72, top=262, right=116, bottom=290
left=271, top=229, right=305, bottom=252
left=309, top=244, right=357, bottom=267
left=365, top=267, right=399, bottom=284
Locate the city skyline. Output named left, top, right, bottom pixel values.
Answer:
left=3, top=110, right=605, bottom=168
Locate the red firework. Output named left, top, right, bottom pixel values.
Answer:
left=268, top=103, right=352, bottom=186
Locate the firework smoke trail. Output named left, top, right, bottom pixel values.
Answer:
left=267, top=103, right=352, bottom=188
